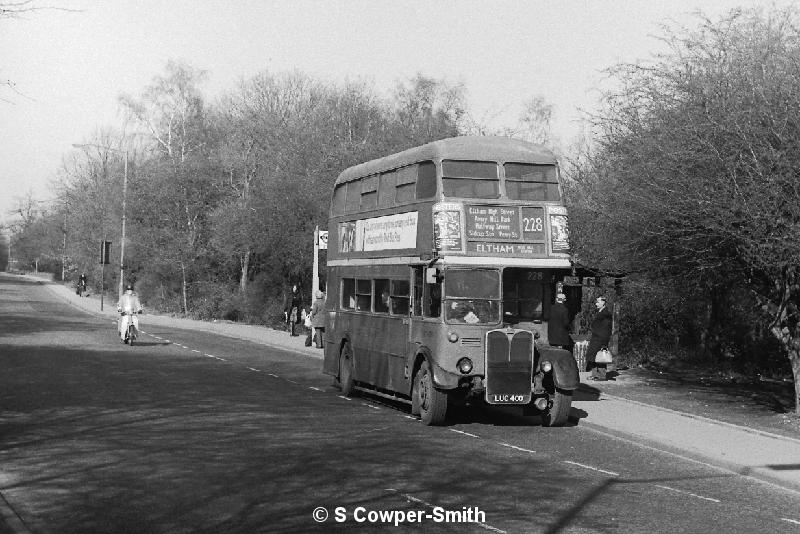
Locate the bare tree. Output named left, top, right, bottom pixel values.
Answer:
left=569, top=7, right=800, bottom=412
left=119, top=61, right=214, bottom=313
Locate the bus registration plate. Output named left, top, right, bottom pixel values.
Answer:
left=484, top=330, right=533, bottom=405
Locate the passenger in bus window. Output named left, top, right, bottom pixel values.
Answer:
left=474, top=300, right=498, bottom=323
left=449, top=300, right=473, bottom=323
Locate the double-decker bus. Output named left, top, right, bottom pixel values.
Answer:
left=322, top=136, right=581, bottom=426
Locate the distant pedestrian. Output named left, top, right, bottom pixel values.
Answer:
left=548, top=292, right=572, bottom=350
left=77, top=272, right=87, bottom=296
left=586, top=295, right=613, bottom=381
left=283, top=284, right=302, bottom=336
left=310, top=290, right=326, bottom=348
left=303, top=308, right=313, bottom=347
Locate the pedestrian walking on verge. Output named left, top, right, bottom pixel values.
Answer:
left=311, top=290, right=326, bottom=348
left=548, top=292, right=572, bottom=350
left=586, top=295, right=613, bottom=381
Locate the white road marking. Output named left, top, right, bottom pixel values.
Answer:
left=268, top=373, right=279, bottom=378
left=361, top=403, right=381, bottom=410
left=308, top=386, right=323, bottom=391
left=338, top=395, right=352, bottom=401
left=403, top=415, right=417, bottom=420
left=204, top=354, right=214, bottom=358
left=654, top=484, right=720, bottom=503
left=450, top=429, right=480, bottom=438
left=191, top=349, right=200, bottom=353
left=247, top=367, right=260, bottom=372
left=498, top=442, right=536, bottom=454
left=563, top=460, right=619, bottom=477
left=385, top=489, right=506, bottom=533
left=781, top=518, right=800, bottom=526
left=286, top=379, right=299, bottom=384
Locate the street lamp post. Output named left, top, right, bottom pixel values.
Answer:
left=118, top=151, right=128, bottom=299
left=72, top=143, right=129, bottom=300
left=61, top=201, right=67, bottom=281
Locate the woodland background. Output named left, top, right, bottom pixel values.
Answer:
left=3, top=7, right=799, bottom=411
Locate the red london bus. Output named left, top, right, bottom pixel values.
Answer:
left=322, top=136, right=581, bottom=425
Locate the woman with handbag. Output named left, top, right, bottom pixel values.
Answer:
left=587, top=295, right=613, bottom=381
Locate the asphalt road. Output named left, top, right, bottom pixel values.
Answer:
left=2, top=275, right=800, bottom=533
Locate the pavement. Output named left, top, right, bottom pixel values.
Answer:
left=16, top=273, right=800, bottom=495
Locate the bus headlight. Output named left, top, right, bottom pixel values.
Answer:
left=540, top=360, right=553, bottom=373
left=457, top=357, right=473, bottom=374
left=448, top=332, right=459, bottom=343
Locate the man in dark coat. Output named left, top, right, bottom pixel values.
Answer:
left=587, top=295, right=613, bottom=380
left=547, top=292, right=572, bottom=350
left=283, top=284, right=302, bottom=336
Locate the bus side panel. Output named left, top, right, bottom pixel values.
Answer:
left=363, top=315, right=407, bottom=393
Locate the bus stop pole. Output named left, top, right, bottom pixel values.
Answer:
left=312, top=226, right=319, bottom=294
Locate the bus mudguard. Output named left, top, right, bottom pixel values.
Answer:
left=416, top=350, right=460, bottom=390
left=537, top=345, right=580, bottom=390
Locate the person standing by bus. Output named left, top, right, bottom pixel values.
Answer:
left=548, top=292, right=572, bottom=350
left=310, top=290, right=326, bottom=348
left=587, top=295, right=613, bottom=381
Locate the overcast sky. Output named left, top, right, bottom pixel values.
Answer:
left=0, top=0, right=788, bottom=224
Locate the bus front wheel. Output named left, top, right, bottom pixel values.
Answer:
left=414, top=360, right=448, bottom=426
left=541, top=389, right=572, bottom=427
left=339, top=342, right=356, bottom=397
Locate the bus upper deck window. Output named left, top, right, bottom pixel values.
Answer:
left=378, top=170, right=396, bottom=208
left=395, top=165, right=417, bottom=204
left=442, top=160, right=499, bottom=199
left=504, top=163, right=560, bottom=201
left=415, top=161, right=436, bottom=199
left=332, top=184, right=347, bottom=215
left=345, top=180, right=362, bottom=212
left=361, top=174, right=378, bottom=210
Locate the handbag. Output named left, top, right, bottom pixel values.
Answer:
left=595, top=348, right=613, bottom=363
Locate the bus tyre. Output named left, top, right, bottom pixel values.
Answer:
left=414, top=360, right=448, bottom=426
left=339, top=343, right=356, bottom=397
left=541, top=389, right=572, bottom=427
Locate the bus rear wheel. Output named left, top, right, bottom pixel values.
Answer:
left=414, top=360, right=448, bottom=426
left=339, top=342, right=356, bottom=397
left=541, top=389, right=572, bottom=427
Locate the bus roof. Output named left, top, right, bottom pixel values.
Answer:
left=335, top=136, right=558, bottom=186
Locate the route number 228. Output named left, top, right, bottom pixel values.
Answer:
left=523, top=217, right=543, bottom=232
